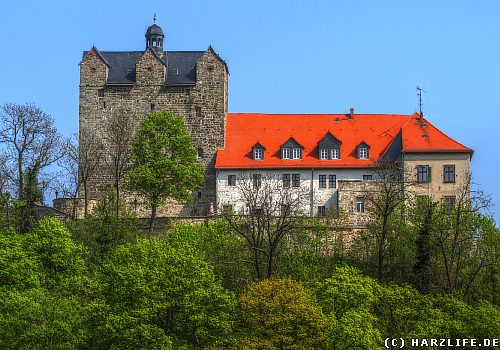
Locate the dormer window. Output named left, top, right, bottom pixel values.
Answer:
left=359, top=147, right=368, bottom=159
left=252, top=143, right=265, bottom=161
left=356, top=142, right=370, bottom=160
left=331, top=148, right=340, bottom=159
left=318, top=132, right=341, bottom=160
left=282, top=148, right=291, bottom=159
left=254, top=148, right=263, bottom=160
left=281, top=138, right=303, bottom=160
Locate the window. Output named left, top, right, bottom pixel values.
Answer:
left=97, top=89, right=104, bottom=97
left=319, top=175, right=326, bottom=188
left=197, top=191, right=202, bottom=199
left=292, top=147, right=301, bottom=159
left=253, top=174, right=261, bottom=188
left=282, top=174, right=290, bottom=188
left=320, top=148, right=328, bottom=160
left=320, top=148, right=340, bottom=160
left=254, top=148, right=263, bottom=160
left=103, top=101, right=107, bottom=109
left=329, top=175, right=336, bottom=188
left=195, top=106, right=202, bottom=118
left=417, top=165, right=431, bottom=183
left=359, top=147, right=368, bottom=159
left=318, top=206, right=326, bottom=216
left=150, top=103, right=155, bottom=111
left=363, top=175, right=373, bottom=180
left=251, top=207, right=262, bottom=216
left=282, top=148, right=291, bottom=159
left=227, top=175, right=236, bottom=186
left=443, top=165, right=455, bottom=183
left=443, top=196, right=456, bottom=209
left=331, top=148, right=340, bottom=159
left=356, top=197, right=365, bottom=213
left=173, top=69, right=179, bottom=74
left=292, top=174, right=300, bottom=187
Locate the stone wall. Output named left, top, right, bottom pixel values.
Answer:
left=79, top=47, right=228, bottom=217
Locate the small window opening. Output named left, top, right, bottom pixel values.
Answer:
left=173, top=69, right=179, bottom=74
left=97, top=89, right=104, bottom=97
left=150, top=103, right=155, bottom=111
left=195, top=106, right=202, bottom=118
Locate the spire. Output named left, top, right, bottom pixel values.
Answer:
left=145, top=17, right=165, bottom=55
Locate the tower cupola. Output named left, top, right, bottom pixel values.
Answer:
left=145, top=15, right=164, bottom=55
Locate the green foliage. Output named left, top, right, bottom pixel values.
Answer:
left=24, top=217, right=87, bottom=292
left=69, top=192, right=140, bottom=264
left=0, top=288, right=87, bottom=350
left=99, top=236, right=236, bottom=348
left=316, top=266, right=382, bottom=350
left=124, top=110, right=204, bottom=208
left=166, top=221, right=252, bottom=293
left=236, top=278, right=327, bottom=349
left=0, top=228, right=40, bottom=289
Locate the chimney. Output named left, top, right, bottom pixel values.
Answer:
left=349, top=107, right=354, bottom=119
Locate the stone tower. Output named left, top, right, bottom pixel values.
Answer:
left=78, top=19, right=228, bottom=216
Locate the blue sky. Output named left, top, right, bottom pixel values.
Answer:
left=1, top=0, right=499, bottom=222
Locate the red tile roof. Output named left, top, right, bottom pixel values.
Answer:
left=215, top=112, right=472, bottom=169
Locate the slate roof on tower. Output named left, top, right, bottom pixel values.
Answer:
left=215, top=113, right=472, bottom=169
left=81, top=50, right=205, bottom=85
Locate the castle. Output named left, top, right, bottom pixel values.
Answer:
left=77, top=19, right=228, bottom=216
left=68, top=19, right=472, bottom=220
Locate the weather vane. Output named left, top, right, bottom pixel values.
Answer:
left=153, top=13, right=157, bottom=24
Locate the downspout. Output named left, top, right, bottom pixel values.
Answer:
left=215, top=169, right=220, bottom=216
left=310, top=168, right=314, bottom=217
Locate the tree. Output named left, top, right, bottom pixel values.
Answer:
left=77, top=131, right=104, bottom=217
left=236, top=278, right=326, bottom=350
left=222, top=174, right=309, bottom=279
left=104, top=109, right=134, bottom=217
left=364, top=160, right=415, bottom=279
left=99, top=237, right=236, bottom=348
left=0, top=103, right=62, bottom=201
left=124, top=111, right=203, bottom=233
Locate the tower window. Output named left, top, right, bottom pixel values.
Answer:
left=195, top=106, right=202, bottom=118
left=103, top=102, right=107, bottom=109
left=97, top=89, right=104, bottom=97
left=356, top=197, right=365, bottom=213
left=150, top=103, right=155, bottom=111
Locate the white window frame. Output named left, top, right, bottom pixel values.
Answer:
left=319, top=148, right=328, bottom=160
left=359, top=147, right=368, bottom=159
left=331, top=148, right=340, bottom=159
left=292, top=147, right=301, bottom=159
left=254, top=148, right=263, bottom=160
left=282, top=147, right=291, bottom=159
left=356, top=197, right=365, bottom=213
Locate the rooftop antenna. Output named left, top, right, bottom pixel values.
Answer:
left=416, top=85, right=425, bottom=118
